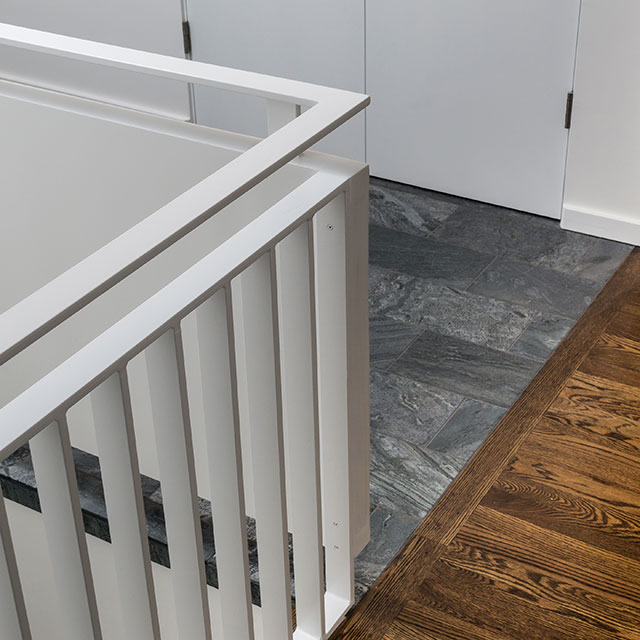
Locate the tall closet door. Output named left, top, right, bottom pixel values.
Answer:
left=186, top=0, right=366, bottom=160
left=0, top=0, right=190, bottom=119
left=366, top=0, right=581, bottom=218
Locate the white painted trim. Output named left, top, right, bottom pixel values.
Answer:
left=561, top=205, right=640, bottom=246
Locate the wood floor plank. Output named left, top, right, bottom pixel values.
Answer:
left=331, top=249, right=640, bottom=640
left=622, top=301, right=640, bottom=316
left=580, top=331, right=640, bottom=389
left=606, top=310, right=640, bottom=344
left=438, top=543, right=640, bottom=640
left=505, top=433, right=640, bottom=518
left=385, top=600, right=518, bottom=640
left=544, top=396, right=640, bottom=462
left=535, top=412, right=640, bottom=475
left=483, top=472, right=640, bottom=561
left=456, top=506, right=640, bottom=610
left=564, top=370, right=640, bottom=424
left=419, top=552, right=628, bottom=640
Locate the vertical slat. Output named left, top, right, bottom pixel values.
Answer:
left=91, top=370, right=160, bottom=640
left=0, top=485, right=31, bottom=639
left=275, top=223, right=326, bottom=638
left=266, top=99, right=301, bottom=134
left=195, top=287, right=254, bottom=640
left=30, top=418, right=103, bottom=639
left=236, top=253, right=293, bottom=640
left=145, top=328, right=212, bottom=640
left=343, top=170, right=371, bottom=557
left=312, top=196, right=354, bottom=615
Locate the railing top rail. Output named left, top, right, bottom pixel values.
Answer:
left=0, top=24, right=369, bottom=366
left=0, top=23, right=355, bottom=106
left=0, top=171, right=351, bottom=460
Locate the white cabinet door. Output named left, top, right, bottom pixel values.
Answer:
left=0, top=0, right=190, bottom=119
left=366, top=0, right=581, bottom=218
left=186, top=0, right=366, bottom=160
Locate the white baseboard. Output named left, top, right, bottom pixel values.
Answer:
left=562, top=205, right=640, bottom=246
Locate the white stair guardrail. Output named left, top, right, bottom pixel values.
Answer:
left=0, top=168, right=369, bottom=639
left=0, top=24, right=370, bottom=640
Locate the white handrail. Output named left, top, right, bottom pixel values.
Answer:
left=0, top=23, right=356, bottom=105
left=0, top=23, right=369, bottom=365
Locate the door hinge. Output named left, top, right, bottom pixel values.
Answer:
left=564, top=91, right=574, bottom=130
left=182, top=20, right=192, bottom=56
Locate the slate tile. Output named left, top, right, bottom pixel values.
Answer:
left=468, top=256, right=600, bottom=319
left=431, top=206, right=595, bottom=273
left=370, top=433, right=459, bottom=519
left=354, top=580, right=369, bottom=604
left=369, top=224, right=493, bottom=288
left=510, top=313, right=574, bottom=362
left=369, top=264, right=391, bottom=292
left=354, top=506, right=420, bottom=591
left=391, top=329, right=541, bottom=407
left=572, top=237, right=633, bottom=285
left=369, top=316, right=422, bottom=369
left=370, top=369, right=462, bottom=446
left=428, top=399, right=507, bottom=466
left=72, top=448, right=102, bottom=477
left=369, top=272, right=534, bottom=350
left=369, top=179, right=459, bottom=237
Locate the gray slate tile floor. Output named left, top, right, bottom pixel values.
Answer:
left=355, top=176, right=633, bottom=600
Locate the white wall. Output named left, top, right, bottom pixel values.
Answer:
left=562, top=0, right=640, bottom=244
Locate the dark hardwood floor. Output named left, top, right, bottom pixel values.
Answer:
left=333, top=247, right=640, bottom=640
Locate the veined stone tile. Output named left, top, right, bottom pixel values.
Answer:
left=431, top=206, right=595, bottom=273
left=572, top=237, right=633, bottom=285
left=369, top=264, right=392, bottom=292
left=369, top=225, right=493, bottom=288
left=391, top=329, right=541, bottom=407
left=369, top=180, right=459, bottom=237
left=468, top=256, right=600, bottom=319
left=354, top=506, right=420, bottom=592
left=428, top=399, right=507, bottom=467
left=510, top=313, right=574, bottom=362
left=369, top=272, right=533, bottom=350
left=370, top=433, right=460, bottom=519
left=370, top=369, right=462, bottom=445
left=369, top=316, right=422, bottom=369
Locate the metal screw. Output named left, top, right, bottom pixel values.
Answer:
left=327, top=224, right=334, bottom=231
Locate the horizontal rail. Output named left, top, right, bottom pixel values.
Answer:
left=0, top=171, right=350, bottom=459
left=0, top=23, right=357, bottom=106
left=0, top=23, right=369, bottom=366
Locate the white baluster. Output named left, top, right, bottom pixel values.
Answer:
left=0, top=486, right=31, bottom=639
left=312, top=197, right=354, bottom=625
left=91, top=370, right=160, bottom=639
left=30, top=418, right=103, bottom=639
left=145, top=329, right=211, bottom=640
left=234, top=254, right=293, bottom=640
left=195, top=288, right=255, bottom=640
left=275, top=223, right=326, bottom=639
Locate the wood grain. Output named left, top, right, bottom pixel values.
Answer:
left=331, top=248, right=640, bottom=640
